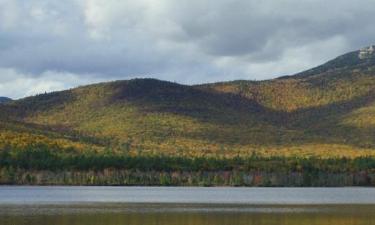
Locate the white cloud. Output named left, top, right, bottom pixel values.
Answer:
left=0, top=0, right=375, bottom=97
left=0, top=0, right=21, bottom=29
left=0, top=68, right=106, bottom=99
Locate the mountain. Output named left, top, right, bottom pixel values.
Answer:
left=295, top=45, right=375, bottom=78
left=1, top=46, right=375, bottom=159
left=202, top=45, right=375, bottom=111
left=0, top=97, right=12, bottom=104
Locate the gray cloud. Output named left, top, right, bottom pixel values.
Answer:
left=0, top=0, right=375, bottom=98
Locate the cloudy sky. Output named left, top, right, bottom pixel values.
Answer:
left=0, top=0, right=374, bottom=98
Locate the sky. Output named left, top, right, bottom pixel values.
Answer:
left=0, top=0, right=375, bottom=99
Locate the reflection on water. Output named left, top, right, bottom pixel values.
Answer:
left=1, top=204, right=375, bottom=225
left=1, top=186, right=375, bottom=225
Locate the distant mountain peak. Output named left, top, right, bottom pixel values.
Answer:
left=291, top=45, right=375, bottom=78
left=358, top=45, right=375, bottom=59
left=0, top=97, right=12, bottom=104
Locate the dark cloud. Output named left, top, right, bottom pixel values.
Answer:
left=0, top=0, right=375, bottom=98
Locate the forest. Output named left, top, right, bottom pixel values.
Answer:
left=0, top=144, right=374, bottom=186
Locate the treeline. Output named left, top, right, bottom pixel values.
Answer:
left=1, top=169, right=374, bottom=186
left=0, top=144, right=375, bottom=186
left=1, top=144, right=375, bottom=172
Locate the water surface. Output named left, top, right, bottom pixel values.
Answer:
left=1, top=186, right=375, bottom=205
left=0, top=186, right=374, bottom=225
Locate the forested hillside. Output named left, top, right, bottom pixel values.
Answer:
left=1, top=46, right=375, bottom=186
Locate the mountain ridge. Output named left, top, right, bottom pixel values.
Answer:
left=1, top=46, right=375, bottom=159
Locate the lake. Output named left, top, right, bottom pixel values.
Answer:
left=0, top=186, right=375, bottom=225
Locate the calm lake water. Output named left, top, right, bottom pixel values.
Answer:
left=0, top=186, right=375, bottom=225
